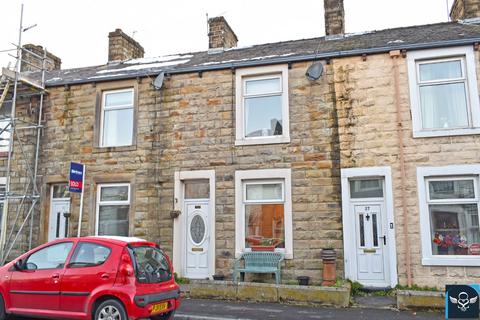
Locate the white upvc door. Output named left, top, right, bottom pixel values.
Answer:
left=341, top=167, right=398, bottom=289
left=48, top=200, right=70, bottom=241
left=353, top=203, right=388, bottom=283
left=184, top=201, right=210, bottom=279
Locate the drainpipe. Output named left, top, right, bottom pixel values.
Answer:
left=390, top=50, right=412, bottom=287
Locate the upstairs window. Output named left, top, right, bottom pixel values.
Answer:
left=235, top=65, right=290, bottom=145
left=100, top=88, right=134, bottom=147
left=407, top=46, right=480, bottom=138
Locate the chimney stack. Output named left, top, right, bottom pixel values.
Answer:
left=450, top=0, right=480, bottom=21
left=21, top=44, right=61, bottom=72
left=208, top=16, right=238, bottom=51
left=324, top=0, right=345, bottom=39
left=108, top=28, right=144, bottom=62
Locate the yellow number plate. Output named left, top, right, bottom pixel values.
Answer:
left=151, top=302, right=168, bottom=314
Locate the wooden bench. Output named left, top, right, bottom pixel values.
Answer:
left=233, top=252, right=284, bottom=285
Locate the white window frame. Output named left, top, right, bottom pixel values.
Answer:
left=235, top=169, right=293, bottom=259
left=95, top=183, right=130, bottom=236
left=407, top=46, right=480, bottom=138
left=417, top=165, right=480, bottom=266
left=100, top=88, right=134, bottom=147
left=235, top=65, right=290, bottom=146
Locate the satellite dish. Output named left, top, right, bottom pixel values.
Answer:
left=153, top=71, right=165, bottom=89
left=305, top=62, right=324, bottom=81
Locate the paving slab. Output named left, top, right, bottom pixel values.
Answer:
left=175, top=298, right=443, bottom=320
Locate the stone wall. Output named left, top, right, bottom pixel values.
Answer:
left=450, top=0, right=480, bottom=21
left=156, top=64, right=342, bottom=282
left=332, top=51, right=480, bottom=287
left=208, top=17, right=238, bottom=50
left=108, top=29, right=144, bottom=62
left=6, top=44, right=480, bottom=287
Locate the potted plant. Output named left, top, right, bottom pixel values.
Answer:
left=251, top=238, right=276, bottom=251
left=297, top=276, right=310, bottom=286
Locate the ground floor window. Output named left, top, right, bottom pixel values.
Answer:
left=235, top=169, right=292, bottom=258
left=418, top=165, right=480, bottom=266
left=245, top=181, right=285, bottom=249
left=96, top=183, right=130, bottom=236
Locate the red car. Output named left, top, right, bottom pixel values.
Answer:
left=0, top=236, right=181, bottom=320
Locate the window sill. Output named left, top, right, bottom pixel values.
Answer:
left=422, top=256, right=480, bottom=266
left=235, top=136, right=290, bottom=146
left=413, top=128, right=480, bottom=138
left=93, top=145, right=137, bottom=153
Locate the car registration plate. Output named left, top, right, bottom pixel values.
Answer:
left=151, top=302, right=168, bottom=314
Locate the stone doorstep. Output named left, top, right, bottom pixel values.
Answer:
left=397, top=290, right=445, bottom=310
left=180, top=280, right=351, bottom=308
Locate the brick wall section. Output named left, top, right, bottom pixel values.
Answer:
left=21, top=44, right=61, bottom=72
left=333, top=52, right=480, bottom=288
left=1, top=97, right=42, bottom=259
left=7, top=44, right=480, bottom=286
left=450, top=0, right=480, bottom=20
left=36, top=79, right=160, bottom=243
left=156, top=63, right=342, bottom=282
left=324, top=0, right=345, bottom=36
left=208, top=17, right=238, bottom=49
left=108, top=29, right=145, bottom=62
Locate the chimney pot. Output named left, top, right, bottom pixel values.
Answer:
left=208, top=16, right=238, bottom=51
left=21, top=44, right=61, bottom=72
left=450, top=0, right=480, bottom=21
left=324, top=0, right=345, bottom=39
left=108, top=28, right=145, bottom=62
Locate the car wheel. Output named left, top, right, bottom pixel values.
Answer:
left=94, top=299, right=127, bottom=320
left=150, top=310, right=175, bottom=320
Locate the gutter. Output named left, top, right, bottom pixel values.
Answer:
left=45, top=37, right=480, bottom=87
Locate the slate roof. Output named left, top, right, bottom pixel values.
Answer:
left=35, top=20, right=480, bottom=87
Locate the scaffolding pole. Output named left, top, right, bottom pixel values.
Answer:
left=0, top=4, right=47, bottom=263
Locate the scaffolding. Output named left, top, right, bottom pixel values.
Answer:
left=0, top=4, right=48, bottom=263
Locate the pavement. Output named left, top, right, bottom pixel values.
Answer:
left=175, top=299, right=444, bottom=320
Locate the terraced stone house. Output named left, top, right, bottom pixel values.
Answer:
left=2, top=0, right=480, bottom=288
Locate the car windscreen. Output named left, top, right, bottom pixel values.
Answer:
left=130, top=245, right=172, bottom=283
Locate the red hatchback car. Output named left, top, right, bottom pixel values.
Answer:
left=0, top=236, right=181, bottom=320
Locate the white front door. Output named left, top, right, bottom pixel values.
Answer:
left=354, top=203, right=387, bottom=282
left=48, top=184, right=70, bottom=241
left=48, top=200, right=70, bottom=241
left=184, top=201, right=210, bottom=279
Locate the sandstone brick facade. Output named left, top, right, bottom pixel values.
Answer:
left=450, top=0, right=480, bottom=21
left=108, top=29, right=144, bottom=62
left=208, top=17, right=238, bottom=50
left=4, top=41, right=480, bottom=288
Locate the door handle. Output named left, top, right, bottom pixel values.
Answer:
left=380, top=235, right=386, bottom=245
left=52, top=273, right=60, bottom=279
left=100, top=273, right=109, bottom=280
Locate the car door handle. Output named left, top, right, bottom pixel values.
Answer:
left=52, top=273, right=60, bottom=279
left=100, top=273, right=109, bottom=280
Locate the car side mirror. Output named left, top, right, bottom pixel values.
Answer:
left=13, top=260, right=23, bottom=271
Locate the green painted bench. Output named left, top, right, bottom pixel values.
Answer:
left=233, top=252, right=284, bottom=285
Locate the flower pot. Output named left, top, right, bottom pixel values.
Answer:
left=251, top=245, right=275, bottom=252
left=212, top=274, right=225, bottom=281
left=454, top=247, right=468, bottom=255
left=437, top=246, right=449, bottom=255
left=297, top=276, right=310, bottom=286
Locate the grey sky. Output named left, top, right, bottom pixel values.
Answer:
left=0, top=0, right=453, bottom=69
